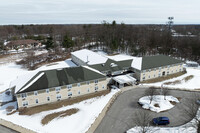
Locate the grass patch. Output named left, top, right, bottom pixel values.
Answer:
left=164, top=80, right=181, bottom=85
left=18, top=89, right=110, bottom=116
left=154, top=103, right=160, bottom=108
left=140, top=70, right=187, bottom=84
left=41, top=108, right=79, bottom=125
left=183, top=75, right=194, bottom=82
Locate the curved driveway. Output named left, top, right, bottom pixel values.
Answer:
left=94, top=87, right=200, bottom=133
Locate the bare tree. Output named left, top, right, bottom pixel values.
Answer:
left=145, top=87, right=157, bottom=104
left=181, top=92, right=200, bottom=133
left=133, top=110, right=153, bottom=133
left=161, top=84, right=170, bottom=100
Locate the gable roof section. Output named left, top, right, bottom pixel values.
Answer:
left=16, top=66, right=106, bottom=94
left=89, top=58, right=133, bottom=73
left=71, top=49, right=108, bottom=65
left=141, top=55, right=183, bottom=70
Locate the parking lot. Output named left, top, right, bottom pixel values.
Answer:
left=94, top=87, right=200, bottom=133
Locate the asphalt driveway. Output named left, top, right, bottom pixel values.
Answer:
left=0, top=125, right=19, bottom=133
left=94, top=87, right=200, bottom=133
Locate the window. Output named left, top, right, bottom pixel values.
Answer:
left=143, top=77, right=145, bottom=80
left=22, top=101, right=28, bottom=107
left=35, top=99, right=39, bottom=104
left=95, top=80, right=98, bottom=84
left=67, top=84, right=72, bottom=90
left=56, top=94, right=61, bottom=100
left=87, top=88, right=90, bottom=92
left=158, top=73, right=161, bottom=77
left=86, top=81, right=90, bottom=85
left=46, top=89, right=49, bottom=93
left=102, top=85, right=105, bottom=89
left=95, top=86, right=98, bottom=91
left=47, top=97, right=50, bottom=101
left=78, top=90, right=80, bottom=94
left=21, top=93, right=27, bottom=98
left=68, top=92, right=72, bottom=97
left=159, top=67, right=162, bottom=72
left=149, top=69, right=151, bottom=72
left=77, top=83, right=80, bottom=87
left=34, top=91, right=38, bottom=95
left=55, top=87, right=61, bottom=92
left=149, top=75, right=150, bottom=78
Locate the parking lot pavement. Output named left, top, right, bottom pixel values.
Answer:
left=94, top=87, right=200, bottom=133
left=0, top=125, right=19, bottom=133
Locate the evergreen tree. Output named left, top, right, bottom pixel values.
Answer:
left=62, top=34, right=74, bottom=48
left=46, top=36, right=54, bottom=50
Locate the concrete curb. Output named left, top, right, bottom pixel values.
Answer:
left=0, top=118, right=36, bottom=133
left=86, top=86, right=138, bottom=133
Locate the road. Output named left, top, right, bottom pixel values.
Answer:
left=94, top=87, right=200, bottom=133
left=0, top=125, right=19, bottom=133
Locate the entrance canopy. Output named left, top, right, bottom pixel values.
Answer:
left=113, top=75, right=136, bottom=85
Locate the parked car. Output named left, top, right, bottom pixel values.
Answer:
left=153, top=117, right=170, bottom=125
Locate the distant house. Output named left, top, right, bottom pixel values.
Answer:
left=6, top=39, right=41, bottom=50
left=131, top=55, right=184, bottom=81
left=13, top=66, right=107, bottom=108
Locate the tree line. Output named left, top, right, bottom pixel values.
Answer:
left=0, top=22, right=200, bottom=61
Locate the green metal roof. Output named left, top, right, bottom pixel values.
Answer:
left=141, top=55, right=183, bottom=70
left=17, top=66, right=106, bottom=94
left=89, top=58, right=133, bottom=73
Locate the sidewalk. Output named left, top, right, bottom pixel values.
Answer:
left=0, top=118, right=36, bottom=133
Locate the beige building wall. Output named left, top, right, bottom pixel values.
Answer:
left=140, top=63, right=184, bottom=81
left=16, top=78, right=107, bottom=108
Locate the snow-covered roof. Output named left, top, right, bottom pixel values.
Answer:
left=186, top=61, right=199, bottom=65
left=71, top=49, right=108, bottom=65
left=131, top=57, right=142, bottom=70
left=113, top=75, right=136, bottom=84
left=107, top=54, right=134, bottom=61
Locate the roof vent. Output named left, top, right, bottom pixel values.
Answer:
left=110, top=63, right=117, bottom=67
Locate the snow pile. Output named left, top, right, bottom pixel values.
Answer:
left=127, top=125, right=196, bottom=133
left=144, top=67, right=200, bottom=90
left=138, top=95, right=179, bottom=113
left=0, top=91, right=13, bottom=102
left=0, top=89, right=119, bottom=133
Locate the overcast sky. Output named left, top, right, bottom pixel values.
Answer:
left=0, top=0, right=199, bottom=25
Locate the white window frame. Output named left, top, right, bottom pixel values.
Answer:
left=47, top=96, right=50, bottom=101
left=34, top=91, right=38, bottom=95
left=95, top=86, right=98, bottom=91
left=68, top=92, right=72, bottom=97
left=56, top=94, right=61, bottom=100
left=77, top=83, right=81, bottom=87
left=46, top=89, right=49, bottom=93
left=95, top=80, right=98, bottom=83
left=35, top=99, right=39, bottom=104
left=21, top=93, right=27, bottom=98
left=67, top=84, right=72, bottom=90
left=55, top=87, right=61, bottom=92
left=22, top=101, right=28, bottom=107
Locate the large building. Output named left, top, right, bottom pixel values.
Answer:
left=14, top=66, right=107, bottom=108
left=72, top=49, right=184, bottom=81
left=131, top=55, right=184, bottom=81
left=12, top=49, right=184, bottom=108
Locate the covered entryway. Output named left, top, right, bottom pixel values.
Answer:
left=112, top=75, right=136, bottom=89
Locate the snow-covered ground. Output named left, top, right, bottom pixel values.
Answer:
left=138, top=95, right=179, bottom=113
left=143, top=67, right=200, bottom=90
left=0, top=89, right=118, bottom=133
left=0, top=59, right=76, bottom=92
